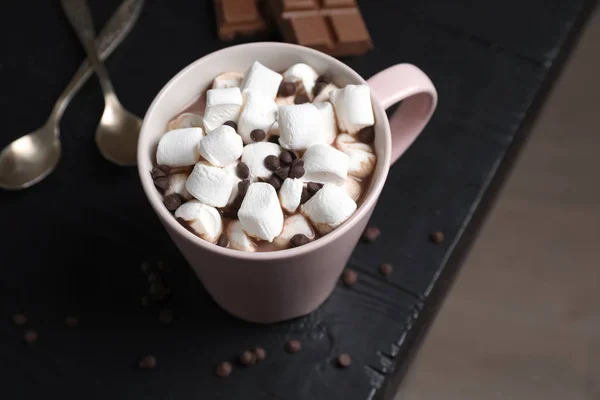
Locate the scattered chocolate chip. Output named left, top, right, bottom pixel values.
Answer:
left=300, top=187, right=311, bottom=204
left=278, top=81, right=296, bottom=97
left=342, top=269, right=357, bottom=286
left=138, top=355, right=157, bottom=369
left=140, top=261, right=151, bottom=274
left=268, top=135, right=280, bottom=144
left=24, top=330, right=37, bottom=344
left=148, top=271, right=159, bottom=283
left=362, top=226, right=381, bottom=243
left=358, top=126, right=375, bottom=144
left=159, top=309, right=173, bottom=324
left=141, top=296, right=151, bottom=307
left=275, top=166, right=290, bottom=181
left=149, top=282, right=165, bottom=296
left=279, top=151, right=293, bottom=166
left=285, top=339, right=302, bottom=353
left=253, top=347, right=266, bottom=362
left=306, top=182, right=323, bottom=195
left=236, top=162, right=250, bottom=179
left=163, top=193, right=183, bottom=211
left=153, top=287, right=172, bottom=303
left=223, top=120, right=237, bottom=130
left=156, top=260, right=168, bottom=271
left=12, top=313, right=27, bottom=326
left=217, top=234, right=229, bottom=248
left=250, top=129, right=266, bottom=142
left=288, top=164, right=305, bottom=179
left=264, top=155, right=280, bottom=171
left=294, top=93, right=310, bottom=104
left=153, top=177, right=169, bottom=192
left=151, top=166, right=168, bottom=180
left=215, top=361, right=233, bottom=378
left=239, top=350, right=256, bottom=366
left=313, top=81, right=328, bottom=97
left=337, top=353, right=352, bottom=368
left=65, top=316, right=78, bottom=328
left=290, top=234, right=310, bottom=247
left=267, top=175, right=282, bottom=191
left=379, top=263, right=393, bottom=277
left=238, top=179, right=251, bottom=196
left=316, top=72, right=332, bottom=84
left=430, top=231, right=445, bottom=244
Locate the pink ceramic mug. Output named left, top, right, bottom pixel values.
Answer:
left=138, top=43, right=437, bottom=323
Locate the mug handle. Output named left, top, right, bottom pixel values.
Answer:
left=367, top=64, right=438, bottom=166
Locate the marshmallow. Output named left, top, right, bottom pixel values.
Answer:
left=198, top=125, right=243, bottom=167
left=238, top=90, right=278, bottom=144
left=227, top=220, right=256, bottom=252
left=334, top=133, right=377, bottom=178
left=301, top=183, right=357, bottom=234
left=175, top=200, right=223, bottom=243
left=225, top=162, right=243, bottom=205
left=343, top=177, right=363, bottom=202
left=164, top=173, right=194, bottom=201
left=203, top=87, right=243, bottom=132
left=156, top=127, right=204, bottom=167
left=302, top=144, right=349, bottom=186
left=212, top=71, right=244, bottom=89
left=166, top=113, right=204, bottom=131
left=313, top=83, right=339, bottom=103
left=278, top=178, right=303, bottom=213
left=278, top=103, right=328, bottom=151
left=273, top=214, right=315, bottom=248
left=329, top=84, right=375, bottom=134
left=238, top=183, right=284, bottom=242
left=185, top=161, right=235, bottom=208
left=240, top=61, right=283, bottom=99
left=241, top=142, right=282, bottom=181
left=314, top=102, right=337, bottom=144
left=282, top=63, right=319, bottom=100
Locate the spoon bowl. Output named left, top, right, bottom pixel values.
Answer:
left=95, top=96, right=142, bottom=166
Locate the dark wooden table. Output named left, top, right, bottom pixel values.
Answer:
left=0, top=1, right=596, bottom=399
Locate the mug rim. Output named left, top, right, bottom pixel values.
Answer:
left=138, top=42, right=392, bottom=261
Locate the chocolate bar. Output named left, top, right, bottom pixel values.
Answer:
left=268, top=0, right=373, bottom=57
left=214, top=0, right=267, bottom=41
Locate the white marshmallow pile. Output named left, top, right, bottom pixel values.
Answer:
left=154, top=61, right=377, bottom=252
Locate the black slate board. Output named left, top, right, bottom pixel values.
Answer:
left=0, top=1, right=596, bottom=399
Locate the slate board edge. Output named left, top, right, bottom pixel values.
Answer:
left=372, top=1, right=599, bottom=399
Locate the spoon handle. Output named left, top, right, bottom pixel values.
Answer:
left=60, top=0, right=121, bottom=103
left=51, top=0, right=144, bottom=123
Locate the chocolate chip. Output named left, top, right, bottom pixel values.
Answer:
left=275, top=166, right=290, bottom=181
left=285, top=339, right=302, bottom=353
left=362, top=226, right=381, bottom=243
left=291, top=159, right=304, bottom=167
left=294, top=93, right=310, bottom=104
left=159, top=309, right=173, bottom=324
left=151, top=166, right=167, bottom=180
left=65, top=316, right=78, bottom=328
left=253, top=347, right=266, bottom=362
left=288, top=164, right=305, bottom=179
left=24, top=330, right=37, bottom=344
left=268, top=135, right=280, bottom=144
left=163, top=193, right=183, bottom=211
left=250, top=129, right=266, bottom=142
left=239, top=350, right=256, bottom=366
left=430, top=231, right=445, bottom=244
left=236, top=162, right=250, bottom=179
left=138, top=355, right=157, bottom=369
left=157, top=260, right=168, bottom=271
left=306, top=182, right=323, bottom=195
left=279, top=151, right=293, bottom=166
left=358, top=126, right=375, bottom=143
left=313, top=81, right=328, bottom=97
left=337, top=353, right=352, bottom=368
left=148, top=271, right=159, bottom=283
left=140, top=261, right=151, bottom=274
left=278, top=81, right=296, bottom=97
left=141, top=296, right=151, bottom=307
left=264, top=155, right=280, bottom=171
left=316, top=72, right=333, bottom=84
left=215, top=361, right=233, bottom=378
left=267, top=175, right=282, bottom=191
left=217, top=234, right=229, bottom=248
left=379, top=263, right=393, bottom=276
left=300, top=187, right=311, bottom=204
left=12, top=313, right=27, bottom=325
left=153, top=177, right=169, bottom=192
left=223, top=120, right=237, bottom=130
left=238, top=179, right=251, bottom=196
left=342, top=269, right=357, bottom=286
left=289, top=151, right=298, bottom=161
left=290, top=234, right=310, bottom=247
